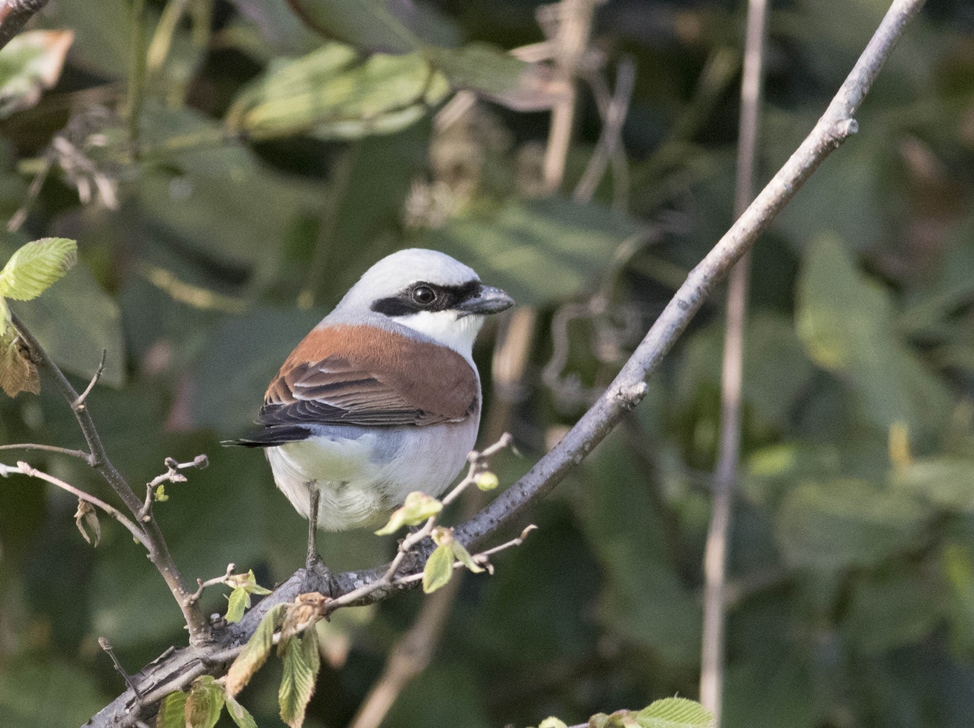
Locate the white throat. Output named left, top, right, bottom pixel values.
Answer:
left=394, top=310, right=484, bottom=363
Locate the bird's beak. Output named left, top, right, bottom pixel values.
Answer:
left=457, top=284, right=515, bottom=316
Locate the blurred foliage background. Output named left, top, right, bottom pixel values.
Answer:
left=1, top=0, right=974, bottom=726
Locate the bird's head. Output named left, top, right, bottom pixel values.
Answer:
left=329, top=249, right=514, bottom=358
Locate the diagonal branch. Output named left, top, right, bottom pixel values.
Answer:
left=453, top=0, right=926, bottom=553
left=0, top=0, right=48, bottom=52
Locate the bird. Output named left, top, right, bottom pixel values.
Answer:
left=228, top=248, right=514, bottom=571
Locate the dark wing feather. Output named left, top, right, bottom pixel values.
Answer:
left=258, top=355, right=468, bottom=429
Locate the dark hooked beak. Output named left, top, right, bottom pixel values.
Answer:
left=456, top=284, right=515, bottom=317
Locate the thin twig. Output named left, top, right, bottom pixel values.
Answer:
left=0, top=442, right=94, bottom=463
left=186, top=563, right=236, bottom=606
left=73, top=349, right=106, bottom=409
left=99, top=637, right=143, bottom=700
left=700, top=1, right=769, bottom=722
left=542, top=0, right=599, bottom=194
left=574, top=58, right=636, bottom=205
left=0, top=0, right=49, bottom=52
left=4, top=461, right=149, bottom=548
left=141, top=455, right=208, bottom=521
left=9, top=312, right=209, bottom=643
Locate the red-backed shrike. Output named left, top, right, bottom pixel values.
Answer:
left=230, top=248, right=513, bottom=567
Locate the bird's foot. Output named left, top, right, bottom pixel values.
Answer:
left=302, top=553, right=334, bottom=597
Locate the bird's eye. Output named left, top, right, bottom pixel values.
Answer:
left=411, top=285, right=436, bottom=305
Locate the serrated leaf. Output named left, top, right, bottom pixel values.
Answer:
left=0, top=31, right=74, bottom=118
left=636, top=698, right=715, bottom=728
left=74, top=499, right=101, bottom=547
left=279, top=627, right=321, bottom=728
left=156, top=690, right=188, bottom=728
left=0, top=332, right=39, bottom=397
left=225, top=694, right=259, bottom=728
left=185, top=675, right=226, bottom=728
left=449, top=540, right=484, bottom=574
left=422, top=543, right=454, bottom=594
left=10, top=251, right=125, bottom=387
left=0, top=238, right=77, bottom=301
left=225, top=44, right=449, bottom=141
left=226, top=602, right=287, bottom=698
left=375, top=491, right=443, bottom=535
left=225, top=587, right=250, bottom=624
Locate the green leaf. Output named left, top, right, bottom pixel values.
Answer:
left=225, top=570, right=273, bottom=623
left=225, top=587, right=250, bottom=624
left=225, top=694, right=259, bottom=728
left=422, top=543, right=454, bottom=594
left=226, top=602, right=287, bottom=698
left=286, top=0, right=421, bottom=54
left=424, top=42, right=561, bottom=111
left=10, top=253, right=124, bottom=387
left=185, top=676, right=226, bottom=728
left=0, top=31, right=74, bottom=118
left=155, top=691, right=188, bottom=728
left=636, top=698, right=714, bottom=728
left=449, top=540, right=484, bottom=574
left=0, top=238, right=77, bottom=301
left=279, top=627, right=321, bottom=728
left=796, top=235, right=952, bottom=435
left=375, top=491, right=443, bottom=535
left=225, top=44, right=449, bottom=141
left=776, top=478, right=931, bottom=570
left=422, top=198, right=648, bottom=305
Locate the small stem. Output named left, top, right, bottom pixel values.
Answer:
left=8, top=462, right=149, bottom=548
left=73, top=349, right=106, bottom=409
left=0, top=442, right=94, bottom=464
left=99, top=637, right=143, bottom=700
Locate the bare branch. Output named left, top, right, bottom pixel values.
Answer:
left=9, top=312, right=210, bottom=643
left=3, top=461, right=149, bottom=548
left=99, top=637, right=143, bottom=700
left=575, top=58, right=636, bottom=205
left=186, top=563, right=237, bottom=606
left=542, top=0, right=600, bottom=193
left=72, top=349, right=106, bottom=409
left=0, top=442, right=94, bottom=463
left=0, top=0, right=49, bottom=53
left=700, top=0, right=770, bottom=721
